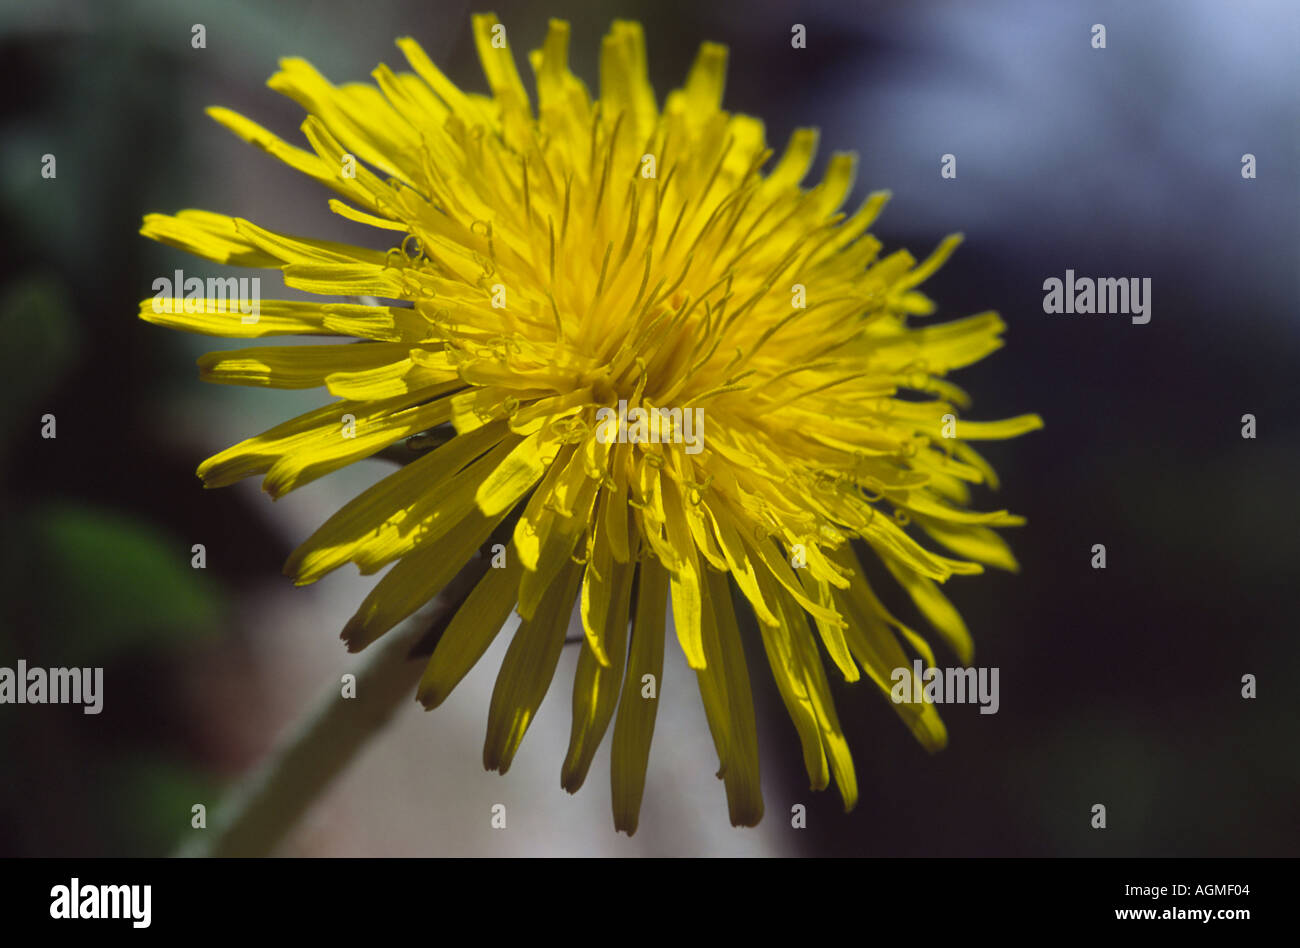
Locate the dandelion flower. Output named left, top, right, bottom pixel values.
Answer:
left=140, top=14, right=1042, bottom=833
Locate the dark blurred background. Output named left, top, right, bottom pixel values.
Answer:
left=1, top=0, right=1296, bottom=856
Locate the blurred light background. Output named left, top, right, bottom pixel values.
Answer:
left=1, top=0, right=1296, bottom=856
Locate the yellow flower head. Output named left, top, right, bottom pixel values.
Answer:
left=140, top=14, right=1041, bottom=833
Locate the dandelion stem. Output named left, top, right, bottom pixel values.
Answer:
left=177, top=557, right=489, bottom=858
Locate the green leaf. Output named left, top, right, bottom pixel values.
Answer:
left=0, top=277, right=77, bottom=454
left=32, top=503, right=224, bottom=661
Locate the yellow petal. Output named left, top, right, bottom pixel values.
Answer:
left=916, top=516, right=1020, bottom=573
left=476, top=429, right=547, bottom=516
left=831, top=573, right=948, bottom=752
left=750, top=561, right=827, bottom=789
left=696, top=567, right=763, bottom=826
left=515, top=446, right=600, bottom=620
left=951, top=414, right=1045, bottom=441
left=483, top=560, right=582, bottom=773
left=139, top=210, right=278, bottom=268
left=340, top=505, right=507, bottom=652
left=779, top=590, right=858, bottom=811
left=418, top=556, right=523, bottom=708
left=562, top=554, right=633, bottom=791
left=472, top=12, right=530, bottom=114
left=802, top=572, right=859, bottom=682
left=885, top=559, right=974, bottom=665
left=196, top=341, right=413, bottom=389
left=284, top=423, right=511, bottom=584
left=677, top=41, right=727, bottom=116
left=204, top=107, right=381, bottom=211
left=579, top=491, right=620, bottom=665
left=140, top=298, right=408, bottom=339
left=610, top=556, right=668, bottom=835
left=662, top=477, right=705, bottom=669
left=261, top=390, right=455, bottom=499
left=599, top=20, right=657, bottom=141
